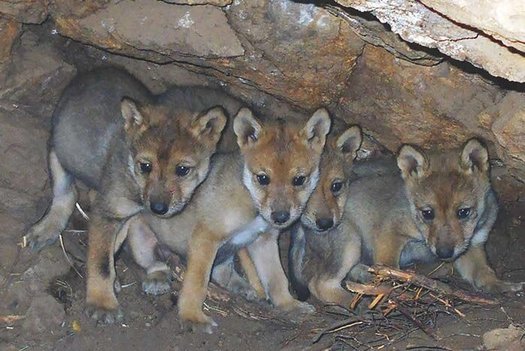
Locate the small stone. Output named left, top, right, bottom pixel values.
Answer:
left=71, top=320, right=81, bottom=333
left=22, top=295, right=66, bottom=334
left=483, top=324, right=525, bottom=350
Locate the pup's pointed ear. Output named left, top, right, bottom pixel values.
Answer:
left=121, top=97, right=145, bottom=131
left=336, top=125, right=362, bottom=162
left=460, top=138, right=489, bottom=174
left=397, top=144, right=428, bottom=179
left=233, top=108, right=262, bottom=149
left=302, top=108, right=331, bottom=153
left=191, top=106, right=227, bottom=148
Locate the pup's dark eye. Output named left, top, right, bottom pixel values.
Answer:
left=139, top=162, right=152, bottom=174
left=457, top=207, right=471, bottom=219
left=176, top=165, right=191, bottom=177
left=292, top=175, right=306, bottom=186
left=331, top=181, right=343, bottom=194
left=256, top=174, right=270, bottom=186
left=421, top=208, right=435, bottom=221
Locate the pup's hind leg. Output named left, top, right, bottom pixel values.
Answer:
left=85, top=214, right=122, bottom=324
left=455, top=244, right=524, bottom=294
left=311, top=237, right=363, bottom=308
left=247, top=230, right=315, bottom=316
left=211, top=254, right=260, bottom=301
left=127, top=217, right=172, bottom=296
left=26, top=150, right=78, bottom=251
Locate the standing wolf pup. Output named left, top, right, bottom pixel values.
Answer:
left=127, top=107, right=331, bottom=332
left=25, top=67, right=228, bottom=323
left=290, top=138, right=523, bottom=308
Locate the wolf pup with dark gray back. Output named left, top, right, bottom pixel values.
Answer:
left=290, top=138, right=523, bottom=309
left=126, top=108, right=331, bottom=332
left=24, top=67, right=227, bottom=324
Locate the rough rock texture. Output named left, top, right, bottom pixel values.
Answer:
left=324, top=5, right=442, bottom=66
left=53, top=0, right=244, bottom=58
left=224, top=1, right=365, bottom=107
left=49, top=1, right=364, bottom=109
left=161, top=0, right=231, bottom=5
left=420, top=0, right=525, bottom=52
left=334, top=45, right=509, bottom=153
left=0, top=31, right=76, bottom=117
left=490, top=92, right=525, bottom=181
left=335, top=0, right=525, bottom=83
left=0, top=16, right=20, bottom=62
left=0, top=0, right=49, bottom=23
left=483, top=325, right=525, bottom=351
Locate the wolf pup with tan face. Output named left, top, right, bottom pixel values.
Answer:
left=290, top=138, right=523, bottom=309
left=287, top=122, right=363, bottom=307
left=126, top=107, right=331, bottom=332
left=24, top=67, right=227, bottom=323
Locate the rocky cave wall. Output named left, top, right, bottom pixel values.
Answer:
left=0, top=0, right=524, bottom=216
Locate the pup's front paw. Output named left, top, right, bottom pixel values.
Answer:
left=225, top=279, right=261, bottom=301
left=477, top=276, right=524, bottom=294
left=285, top=300, right=316, bottom=314
left=277, top=299, right=316, bottom=322
left=142, top=270, right=173, bottom=296
left=24, top=224, right=60, bottom=252
left=179, top=310, right=218, bottom=334
left=85, top=305, right=124, bottom=326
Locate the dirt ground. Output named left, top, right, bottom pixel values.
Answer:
left=1, top=26, right=525, bottom=351
left=1, top=199, right=524, bottom=351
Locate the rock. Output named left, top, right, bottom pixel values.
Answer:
left=491, top=92, right=525, bottom=169
left=22, top=294, right=66, bottom=334
left=324, top=5, right=442, bottom=66
left=334, top=45, right=503, bottom=151
left=160, top=0, right=231, bottom=5
left=225, top=0, right=365, bottom=107
left=483, top=324, right=525, bottom=351
left=0, top=110, right=49, bottom=197
left=48, top=0, right=109, bottom=18
left=335, top=0, right=525, bottom=83
left=6, top=0, right=525, bottom=190
left=419, top=0, right=525, bottom=52
left=0, top=16, right=21, bottom=63
left=49, top=0, right=365, bottom=109
left=0, top=31, right=76, bottom=117
left=52, top=0, right=244, bottom=59
left=0, top=0, right=49, bottom=24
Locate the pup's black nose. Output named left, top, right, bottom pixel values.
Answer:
left=150, top=202, right=168, bottom=215
left=436, top=246, right=454, bottom=260
left=316, top=218, right=334, bottom=231
left=271, top=211, right=290, bottom=225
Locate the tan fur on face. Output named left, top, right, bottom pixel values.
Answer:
left=126, top=104, right=226, bottom=217
left=301, top=124, right=362, bottom=232
left=398, top=140, right=491, bottom=260
left=236, top=108, right=331, bottom=229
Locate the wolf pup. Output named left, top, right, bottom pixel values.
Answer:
left=25, top=67, right=227, bottom=323
left=290, top=139, right=523, bottom=309
left=126, top=107, right=331, bottom=332
left=286, top=123, right=363, bottom=306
